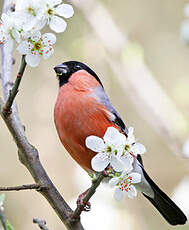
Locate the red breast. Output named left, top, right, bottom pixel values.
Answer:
left=54, top=70, right=117, bottom=171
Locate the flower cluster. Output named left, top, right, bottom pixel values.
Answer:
left=86, top=127, right=146, bottom=200
left=0, top=0, right=74, bottom=67
left=180, top=3, right=189, bottom=43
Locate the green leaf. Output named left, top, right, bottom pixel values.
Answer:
left=6, top=220, right=14, bottom=230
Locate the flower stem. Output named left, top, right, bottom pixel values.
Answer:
left=3, top=55, right=27, bottom=116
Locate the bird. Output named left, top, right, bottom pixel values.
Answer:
left=54, top=61, right=187, bottom=226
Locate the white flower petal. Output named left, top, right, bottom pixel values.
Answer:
left=1, top=13, right=9, bottom=25
left=42, top=46, right=54, bottom=59
left=51, top=0, right=62, bottom=5
left=104, top=127, right=122, bottom=146
left=12, top=29, right=20, bottom=43
left=114, top=187, right=124, bottom=201
left=120, top=170, right=127, bottom=177
left=86, top=136, right=105, bottom=152
left=127, top=185, right=137, bottom=198
left=128, top=127, right=134, bottom=136
left=129, top=173, right=141, bottom=184
left=55, top=4, right=74, bottom=18
left=116, top=146, right=125, bottom=157
left=17, top=41, right=31, bottom=54
left=110, top=156, right=124, bottom=172
left=45, top=0, right=62, bottom=6
left=120, top=155, right=134, bottom=172
left=50, top=15, right=67, bottom=33
left=21, top=28, right=37, bottom=39
left=117, top=133, right=127, bottom=146
left=129, top=146, right=139, bottom=156
left=22, top=15, right=38, bottom=31
left=35, top=16, right=47, bottom=30
left=129, top=143, right=146, bottom=156
left=91, top=153, right=109, bottom=172
left=42, top=33, right=56, bottom=45
left=134, top=143, right=146, bottom=154
left=109, top=177, right=119, bottom=187
left=5, top=38, right=13, bottom=53
left=30, top=30, right=41, bottom=41
left=127, top=127, right=135, bottom=144
left=25, top=53, right=40, bottom=67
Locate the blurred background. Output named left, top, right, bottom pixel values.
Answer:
left=1, top=0, right=189, bottom=229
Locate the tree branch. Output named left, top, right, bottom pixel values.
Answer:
left=0, top=98, right=84, bottom=230
left=33, top=218, right=49, bottom=230
left=0, top=184, right=43, bottom=191
left=0, top=1, right=84, bottom=229
left=0, top=1, right=106, bottom=230
left=3, top=55, right=27, bottom=116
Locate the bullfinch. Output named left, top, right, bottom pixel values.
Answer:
left=54, top=61, right=187, bottom=225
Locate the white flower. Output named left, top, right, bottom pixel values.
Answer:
left=0, top=13, right=21, bottom=52
left=15, top=0, right=46, bottom=32
left=122, top=127, right=146, bottom=157
left=129, top=143, right=146, bottom=156
left=86, top=127, right=133, bottom=172
left=17, top=31, right=56, bottom=67
left=119, top=153, right=134, bottom=172
left=126, top=127, right=135, bottom=145
left=40, top=0, right=74, bottom=33
left=109, top=171, right=141, bottom=200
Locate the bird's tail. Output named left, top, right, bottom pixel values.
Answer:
left=141, top=167, right=187, bottom=225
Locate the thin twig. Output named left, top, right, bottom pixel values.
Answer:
left=71, top=173, right=104, bottom=221
left=3, top=55, right=27, bottom=116
left=33, top=218, right=49, bottom=230
left=0, top=184, right=43, bottom=191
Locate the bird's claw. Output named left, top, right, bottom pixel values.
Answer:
left=77, top=190, right=91, bottom=212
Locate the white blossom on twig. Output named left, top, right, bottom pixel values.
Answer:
left=39, top=0, right=74, bottom=33
left=109, top=171, right=141, bottom=200
left=0, top=13, right=21, bottom=52
left=86, top=127, right=130, bottom=172
left=0, top=0, right=74, bottom=66
left=86, top=126, right=146, bottom=200
left=17, top=31, right=56, bottom=67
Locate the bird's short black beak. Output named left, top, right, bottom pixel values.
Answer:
left=54, top=64, right=69, bottom=75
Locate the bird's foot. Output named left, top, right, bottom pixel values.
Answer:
left=77, top=189, right=91, bottom=212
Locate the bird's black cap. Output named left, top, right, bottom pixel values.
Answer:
left=54, top=61, right=103, bottom=87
